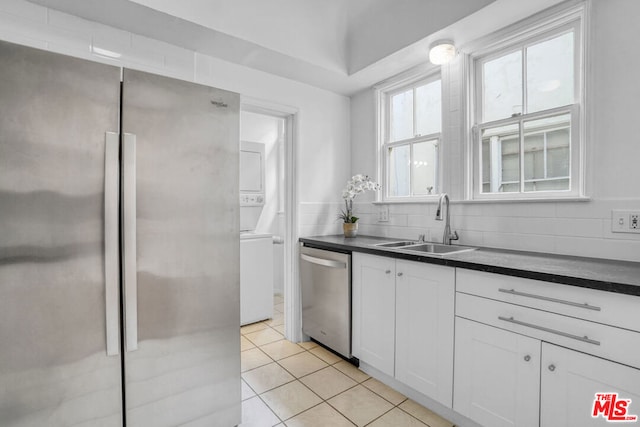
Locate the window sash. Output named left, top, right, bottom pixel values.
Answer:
left=384, top=135, right=440, bottom=199
left=474, top=105, right=579, bottom=199
left=379, top=71, right=443, bottom=202
left=470, top=12, right=584, bottom=200
left=386, top=75, right=442, bottom=143
left=475, top=24, right=579, bottom=125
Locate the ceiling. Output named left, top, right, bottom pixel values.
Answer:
left=27, top=0, right=566, bottom=95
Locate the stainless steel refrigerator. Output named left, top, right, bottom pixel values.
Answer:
left=0, top=40, right=240, bottom=426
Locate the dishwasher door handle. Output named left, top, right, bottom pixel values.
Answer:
left=301, top=253, right=347, bottom=269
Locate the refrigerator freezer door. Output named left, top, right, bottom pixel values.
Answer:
left=121, top=69, right=241, bottom=426
left=0, top=41, right=123, bottom=426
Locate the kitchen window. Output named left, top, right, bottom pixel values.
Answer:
left=470, top=6, right=585, bottom=200
left=378, top=73, right=442, bottom=201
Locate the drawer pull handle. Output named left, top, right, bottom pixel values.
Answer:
left=498, top=316, right=601, bottom=346
left=498, top=288, right=601, bottom=311
left=548, top=364, right=556, bottom=372
left=524, top=355, right=531, bottom=362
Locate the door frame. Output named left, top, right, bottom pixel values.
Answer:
left=240, top=96, right=301, bottom=342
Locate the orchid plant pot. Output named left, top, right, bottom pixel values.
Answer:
left=339, top=174, right=380, bottom=238
left=343, top=222, right=358, bottom=238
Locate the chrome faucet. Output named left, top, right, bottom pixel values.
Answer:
left=435, top=193, right=459, bottom=245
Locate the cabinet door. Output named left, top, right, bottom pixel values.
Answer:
left=541, top=343, right=640, bottom=427
left=395, top=260, right=455, bottom=407
left=352, top=253, right=396, bottom=376
left=454, top=318, right=540, bottom=427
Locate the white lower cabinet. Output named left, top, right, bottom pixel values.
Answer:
left=454, top=317, right=541, bottom=427
left=455, top=269, right=640, bottom=427
left=352, top=253, right=396, bottom=377
left=352, top=253, right=455, bottom=406
left=395, top=259, right=455, bottom=407
left=541, top=343, right=640, bottom=427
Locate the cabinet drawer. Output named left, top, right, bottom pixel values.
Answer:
left=456, top=292, right=640, bottom=369
left=456, top=269, right=640, bottom=332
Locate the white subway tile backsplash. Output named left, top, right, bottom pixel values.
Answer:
left=516, top=233, right=557, bottom=253
left=299, top=224, right=340, bottom=238
left=515, top=217, right=558, bottom=235
left=555, top=236, right=640, bottom=262
left=388, top=203, right=431, bottom=215
left=194, top=52, right=214, bottom=82
left=459, top=203, right=484, bottom=216
left=0, top=11, right=46, bottom=44
left=407, top=214, right=430, bottom=228
left=458, top=230, right=484, bottom=247
left=512, top=202, right=557, bottom=218
left=125, top=35, right=164, bottom=68
left=44, top=27, right=92, bottom=57
left=553, top=218, right=604, bottom=238
left=164, top=51, right=195, bottom=80
left=49, top=10, right=130, bottom=47
left=358, top=224, right=388, bottom=237
left=325, top=197, right=638, bottom=261
left=0, top=16, right=47, bottom=49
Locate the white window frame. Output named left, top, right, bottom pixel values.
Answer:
left=376, top=69, right=443, bottom=202
left=467, top=2, right=588, bottom=201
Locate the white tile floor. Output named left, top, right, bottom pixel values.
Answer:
left=240, top=295, right=456, bottom=427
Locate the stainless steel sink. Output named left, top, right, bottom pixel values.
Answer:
left=399, top=243, right=475, bottom=255
left=374, top=241, right=417, bottom=248
left=374, top=241, right=475, bottom=256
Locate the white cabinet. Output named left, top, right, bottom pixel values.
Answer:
left=352, top=253, right=396, bottom=376
left=454, top=317, right=541, bottom=427
left=541, top=343, right=640, bottom=427
left=455, top=268, right=640, bottom=427
left=352, top=253, right=455, bottom=406
left=395, top=259, right=455, bottom=407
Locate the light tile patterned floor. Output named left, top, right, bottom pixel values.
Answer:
left=240, top=295, right=456, bottom=427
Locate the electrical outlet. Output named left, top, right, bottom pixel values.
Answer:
left=611, top=210, right=640, bottom=233
left=378, top=205, right=389, bottom=222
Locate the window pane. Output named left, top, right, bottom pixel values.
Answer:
left=389, top=145, right=410, bottom=197
left=523, top=114, right=570, bottom=192
left=415, top=80, right=442, bottom=136
left=527, top=32, right=574, bottom=113
left=481, top=124, right=520, bottom=193
left=412, top=140, right=438, bottom=195
left=483, top=50, right=522, bottom=122
left=390, top=89, right=413, bottom=141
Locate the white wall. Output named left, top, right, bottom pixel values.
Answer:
left=350, top=0, right=640, bottom=263
left=0, top=0, right=350, bottom=239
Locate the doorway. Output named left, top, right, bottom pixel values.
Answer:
left=240, top=100, right=297, bottom=340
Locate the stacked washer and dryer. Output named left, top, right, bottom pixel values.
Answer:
left=240, top=141, right=274, bottom=325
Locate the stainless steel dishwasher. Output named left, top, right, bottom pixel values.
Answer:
left=300, top=245, right=352, bottom=359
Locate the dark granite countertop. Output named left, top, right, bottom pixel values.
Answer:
left=299, top=235, right=640, bottom=297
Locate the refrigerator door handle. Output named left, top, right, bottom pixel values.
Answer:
left=123, top=133, right=138, bottom=352
left=105, top=132, right=120, bottom=356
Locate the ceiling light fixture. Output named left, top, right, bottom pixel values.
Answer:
left=429, top=40, right=456, bottom=65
